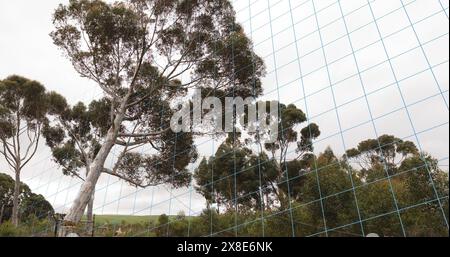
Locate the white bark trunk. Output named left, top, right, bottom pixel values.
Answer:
left=61, top=95, right=130, bottom=235
left=64, top=127, right=119, bottom=223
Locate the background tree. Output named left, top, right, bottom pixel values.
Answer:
left=194, top=102, right=321, bottom=212
left=0, top=75, right=49, bottom=226
left=192, top=133, right=448, bottom=237
left=259, top=103, right=320, bottom=208
left=345, top=134, right=419, bottom=181
left=194, top=138, right=278, bottom=212
left=262, top=104, right=320, bottom=164
left=50, top=0, right=265, bottom=228
left=0, top=173, right=53, bottom=225
left=290, top=148, right=360, bottom=235
left=19, top=193, right=54, bottom=222
left=347, top=136, right=449, bottom=236
left=0, top=173, right=31, bottom=224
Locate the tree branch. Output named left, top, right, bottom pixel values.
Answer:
left=117, top=128, right=170, bottom=138
left=102, top=168, right=153, bottom=188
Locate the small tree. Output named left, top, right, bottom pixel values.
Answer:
left=0, top=75, right=49, bottom=226
left=51, top=0, right=264, bottom=228
left=0, top=173, right=53, bottom=226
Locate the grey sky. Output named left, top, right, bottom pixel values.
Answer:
left=0, top=0, right=448, bottom=216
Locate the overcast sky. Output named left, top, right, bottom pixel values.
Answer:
left=0, top=0, right=449, bottom=217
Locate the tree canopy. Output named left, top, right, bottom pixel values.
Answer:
left=50, top=0, right=266, bottom=225
left=193, top=133, right=448, bottom=237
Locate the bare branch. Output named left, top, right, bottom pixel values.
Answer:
left=20, top=126, right=41, bottom=169
left=0, top=142, right=16, bottom=170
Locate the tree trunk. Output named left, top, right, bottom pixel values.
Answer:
left=61, top=129, right=117, bottom=226
left=59, top=96, right=129, bottom=236
left=84, top=166, right=95, bottom=236
left=86, top=190, right=95, bottom=236
left=0, top=204, right=4, bottom=224
left=11, top=168, right=21, bottom=227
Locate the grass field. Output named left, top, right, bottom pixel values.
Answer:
left=92, top=215, right=161, bottom=225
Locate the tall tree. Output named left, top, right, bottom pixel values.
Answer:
left=261, top=103, right=320, bottom=207
left=0, top=75, right=49, bottom=226
left=262, top=103, right=320, bottom=164
left=51, top=0, right=265, bottom=229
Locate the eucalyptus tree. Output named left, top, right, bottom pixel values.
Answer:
left=194, top=103, right=321, bottom=211
left=0, top=75, right=49, bottom=226
left=345, top=135, right=449, bottom=235
left=345, top=134, right=419, bottom=182
left=262, top=103, right=320, bottom=165
left=43, top=94, right=110, bottom=234
left=258, top=103, right=321, bottom=207
left=50, top=0, right=265, bottom=227
left=194, top=139, right=278, bottom=212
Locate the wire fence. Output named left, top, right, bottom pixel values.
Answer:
left=1, top=0, right=448, bottom=237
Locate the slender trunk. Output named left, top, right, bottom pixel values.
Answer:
left=60, top=95, right=130, bottom=236
left=0, top=203, right=4, bottom=224
left=11, top=168, right=20, bottom=227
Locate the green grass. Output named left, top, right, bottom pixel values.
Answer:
left=92, top=215, right=160, bottom=225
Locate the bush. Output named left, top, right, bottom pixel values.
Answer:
left=0, top=221, right=19, bottom=237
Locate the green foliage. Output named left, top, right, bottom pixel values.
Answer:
left=0, top=75, right=57, bottom=225
left=194, top=141, right=278, bottom=211
left=43, top=97, right=105, bottom=179
left=195, top=103, right=321, bottom=212
left=0, top=221, right=19, bottom=237
left=0, top=173, right=53, bottom=223
left=155, top=212, right=190, bottom=237
left=0, top=75, right=47, bottom=126
left=0, top=173, right=32, bottom=223
left=192, top=134, right=448, bottom=237
left=0, top=75, right=50, bottom=150
left=20, top=194, right=54, bottom=221
left=345, top=135, right=419, bottom=180
left=48, top=0, right=267, bottom=192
